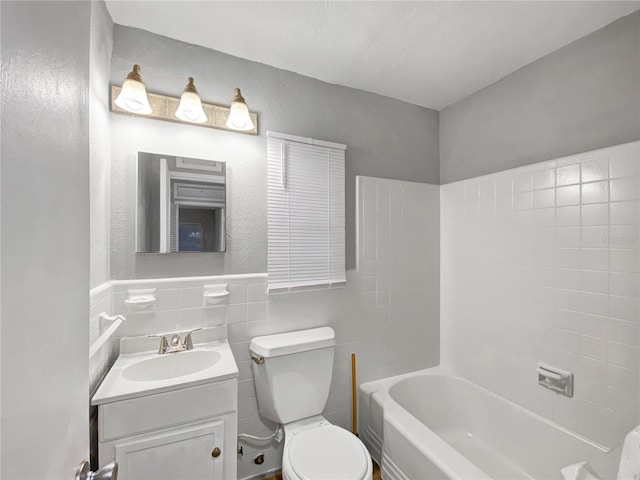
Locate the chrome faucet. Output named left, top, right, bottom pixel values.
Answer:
left=149, top=328, right=202, bottom=354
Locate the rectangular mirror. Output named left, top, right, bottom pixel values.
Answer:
left=136, top=152, right=226, bottom=253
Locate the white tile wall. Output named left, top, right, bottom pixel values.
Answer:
left=356, top=177, right=441, bottom=384
left=89, top=282, right=115, bottom=395
left=441, top=141, right=640, bottom=449
left=89, top=176, right=440, bottom=479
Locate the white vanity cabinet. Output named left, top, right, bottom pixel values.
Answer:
left=98, top=379, right=237, bottom=480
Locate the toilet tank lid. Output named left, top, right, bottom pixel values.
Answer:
left=250, top=327, right=335, bottom=357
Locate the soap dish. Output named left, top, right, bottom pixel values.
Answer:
left=203, top=284, right=229, bottom=305
left=124, top=288, right=156, bottom=311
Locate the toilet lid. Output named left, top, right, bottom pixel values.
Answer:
left=288, top=425, right=369, bottom=480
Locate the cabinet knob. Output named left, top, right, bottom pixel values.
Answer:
left=211, top=447, right=221, bottom=458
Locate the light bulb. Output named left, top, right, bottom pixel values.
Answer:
left=175, top=77, right=207, bottom=124
left=226, top=88, right=254, bottom=131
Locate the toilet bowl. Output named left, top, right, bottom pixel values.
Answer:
left=249, top=327, right=372, bottom=480
left=281, top=416, right=372, bottom=480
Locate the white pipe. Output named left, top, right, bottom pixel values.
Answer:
left=238, top=426, right=283, bottom=443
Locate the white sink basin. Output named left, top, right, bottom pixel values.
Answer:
left=122, top=350, right=222, bottom=382
left=91, top=329, right=239, bottom=405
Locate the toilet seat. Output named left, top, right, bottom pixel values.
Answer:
left=283, top=423, right=371, bottom=480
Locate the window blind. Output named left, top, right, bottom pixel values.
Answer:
left=267, top=131, right=346, bottom=293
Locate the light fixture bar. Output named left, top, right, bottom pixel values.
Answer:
left=110, top=85, right=258, bottom=135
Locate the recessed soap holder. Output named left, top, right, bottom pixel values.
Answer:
left=203, top=284, right=229, bottom=305
left=125, top=288, right=157, bottom=311
left=537, top=363, right=573, bottom=397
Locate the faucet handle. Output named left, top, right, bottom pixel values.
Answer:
left=183, top=328, right=203, bottom=350
left=148, top=335, right=169, bottom=354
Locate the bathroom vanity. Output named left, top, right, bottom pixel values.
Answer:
left=92, top=328, right=238, bottom=480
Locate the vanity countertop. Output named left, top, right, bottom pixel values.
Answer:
left=92, top=327, right=238, bottom=405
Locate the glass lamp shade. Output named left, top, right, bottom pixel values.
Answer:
left=114, top=65, right=152, bottom=115
left=175, top=77, right=207, bottom=124
left=225, top=88, right=254, bottom=131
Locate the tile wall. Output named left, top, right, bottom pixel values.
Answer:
left=89, top=282, right=115, bottom=394
left=357, top=176, right=440, bottom=379
left=88, top=176, right=440, bottom=479
left=441, top=141, right=640, bottom=449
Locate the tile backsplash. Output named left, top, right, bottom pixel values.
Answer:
left=89, top=175, right=440, bottom=479
left=441, top=141, right=640, bottom=449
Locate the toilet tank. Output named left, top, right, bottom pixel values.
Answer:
left=249, top=327, right=335, bottom=424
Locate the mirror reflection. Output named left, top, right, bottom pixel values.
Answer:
left=136, top=152, right=226, bottom=253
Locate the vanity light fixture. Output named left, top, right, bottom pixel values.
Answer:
left=175, top=77, right=207, bottom=124
left=226, top=88, right=255, bottom=131
left=110, top=67, right=258, bottom=135
left=114, top=64, right=152, bottom=115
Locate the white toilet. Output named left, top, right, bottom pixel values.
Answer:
left=250, top=327, right=373, bottom=480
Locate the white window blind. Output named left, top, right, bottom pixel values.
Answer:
left=267, top=131, right=346, bottom=294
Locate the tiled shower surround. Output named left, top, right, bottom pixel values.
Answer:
left=89, top=176, right=440, bottom=479
left=442, top=141, right=640, bottom=449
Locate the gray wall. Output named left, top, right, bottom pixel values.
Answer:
left=90, top=0, right=113, bottom=288
left=1, top=1, right=91, bottom=477
left=440, top=10, right=640, bottom=184
left=110, top=25, right=439, bottom=279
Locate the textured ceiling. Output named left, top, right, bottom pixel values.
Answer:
left=106, top=1, right=640, bottom=110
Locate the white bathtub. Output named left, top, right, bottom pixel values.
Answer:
left=359, top=368, right=610, bottom=480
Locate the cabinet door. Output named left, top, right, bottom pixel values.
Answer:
left=114, top=420, right=224, bottom=480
